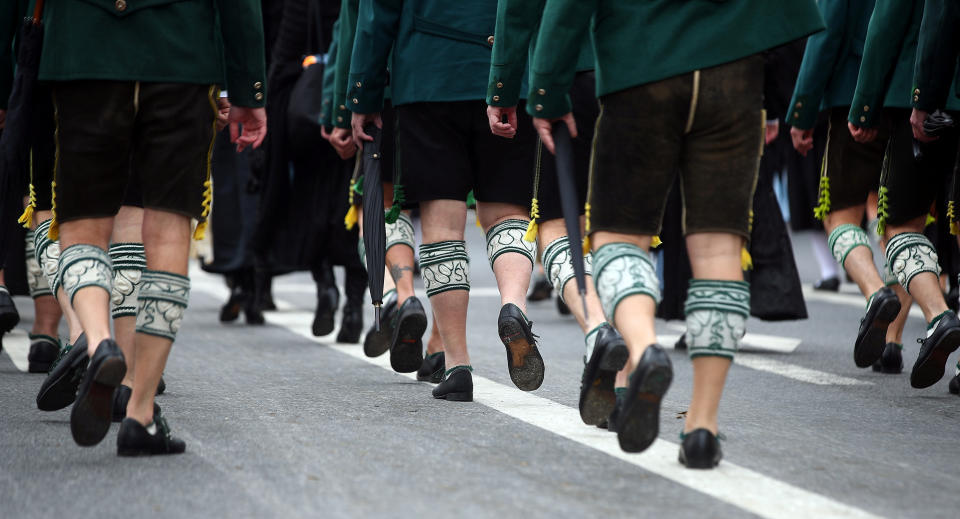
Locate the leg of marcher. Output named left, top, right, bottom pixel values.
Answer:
left=824, top=205, right=885, bottom=298
left=25, top=224, right=62, bottom=372
left=59, top=218, right=115, bottom=350
left=479, top=202, right=544, bottom=391
left=126, top=210, right=190, bottom=425
left=886, top=220, right=960, bottom=388
left=420, top=200, right=473, bottom=400
left=110, top=206, right=144, bottom=388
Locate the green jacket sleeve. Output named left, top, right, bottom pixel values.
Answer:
left=347, top=0, right=401, bottom=114
left=334, top=0, right=359, bottom=128
left=215, top=0, right=267, bottom=108
left=787, top=0, right=849, bottom=130
left=913, top=0, right=960, bottom=112
left=527, top=0, right=598, bottom=118
left=487, top=0, right=546, bottom=108
left=848, top=0, right=913, bottom=127
left=321, top=18, right=341, bottom=129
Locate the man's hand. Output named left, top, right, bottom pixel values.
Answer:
left=910, top=108, right=938, bottom=142
left=765, top=119, right=780, bottom=146
left=487, top=105, right=518, bottom=139
left=847, top=122, right=878, bottom=144
left=533, top=113, right=577, bottom=154
left=790, top=126, right=814, bottom=156
left=330, top=127, right=357, bottom=160
left=321, top=126, right=332, bottom=142
left=351, top=112, right=382, bottom=149
left=0, top=109, right=6, bottom=130
left=215, top=98, right=231, bottom=133
left=229, top=105, right=267, bottom=152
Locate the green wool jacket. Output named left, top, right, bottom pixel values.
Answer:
left=347, top=0, right=500, bottom=113
left=485, top=0, right=592, bottom=109
left=0, top=0, right=28, bottom=110
left=913, top=0, right=960, bottom=112
left=320, top=18, right=341, bottom=129
left=848, top=0, right=959, bottom=126
left=527, top=0, right=824, bottom=119
left=787, top=0, right=877, bottom=130
left=38, top=0, right=266, bottom=108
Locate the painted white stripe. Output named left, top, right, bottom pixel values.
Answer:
left=255, top=295, right=881, bottom=519
left=802, top=285, right=924, bottom=320
left=269, top=284, right=503, bottom=299
left=1, top=329, right=31, bottom=372
left=657, top=333, right=870, bottom=386
left=666, top=324, right=801, bottom=353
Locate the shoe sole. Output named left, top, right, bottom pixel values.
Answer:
left=36, top=352, right=89, bottom=411
left=28, top=361, right=53, bottom=373
left=911, top=328, right=960, bottom=388
left=390, top=312, right=427, bottom=373
left=433, top=391, right=473, bottom=402
left=499, top=317, right=545, bottom=391
left=579, top=342, right=629, bottom=425
left=854, top=296, right=901, bottom=368
left=71, top=356, right=127, bottom=446
left=618, top=363, right=672, bottom=453
left=417, top=367, right=444, bottom=384
left=679, top=451, right=722, bottom=469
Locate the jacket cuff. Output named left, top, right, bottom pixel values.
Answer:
left=912, top=83, right=945, bottom=113
left=227, top=75, right=266, bottom=108
left=525, top=78, right=572, bottom=119
left=486, top=64, right=524, bottom=107
left=848, top=92, right=881, bottom=128
left=785, top=94, right=818, bottom=130
left=320, top=97, right=333, bottom=127
left=334, top=103, right=352, bottom=129
left=346, top=73, right=386, bottom=114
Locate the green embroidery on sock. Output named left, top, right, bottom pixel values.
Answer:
left=614, top=387, right=627, bottom=396
left=443, top=365, right=473, bottom=377
left=927, top=310, right=951, bottom=330
left=425, top=352, right=443, bottom=360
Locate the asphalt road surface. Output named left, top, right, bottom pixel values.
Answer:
left=1, top=226, right=958, bottom=519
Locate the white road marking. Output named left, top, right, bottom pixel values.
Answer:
left=251, top=295, right=882, bottom=519
left=1, top=329, right=31, bottom=372
left=658, top=332, right=870, bottom=386
left=802, top=285, right=924, bottom=320
left=269, top=284, right=503, bottom=298
left=666, top=324, right=801, bottom=353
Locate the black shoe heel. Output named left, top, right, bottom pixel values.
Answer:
left=498, top=304, right=544, bottom=391
left=617, top=345, right=672, bottom=453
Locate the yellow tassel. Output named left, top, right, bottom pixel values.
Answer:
left=523, top=198, right=540, bottom=242
left=192, top=220, right=207, bottom=241
left=475, top=213, right=482, bottom=228
left=48, top=219, right=58, bottom=241
left=741, top=247, right=753, bottom=271
left=582, top=235, right=591, bottom=255
left=583, top=203, right=592, bottom=254
left=925, top=214, right=936, bottom=227
left=651, top=236, right=662, bottom=248
left=952, top=221, right=960, bottom=236
left=344, top=205, right=359, bottom=230
left=18, top=205, right=34, bottom=228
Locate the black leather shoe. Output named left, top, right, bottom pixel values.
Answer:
left=556, top=295, right=571, bottom=315
left=71, top=339, right=126, bottom=446
left=417, top=352, right=445, bottom=383
left=390, top=297, right=427, bottom=373
left=336, top=303, right=364, bottom=343
left=0, top=287, right=19, bottom=333
left=432, top=366, right=473, bottom=402
left=854, top=288, right=901, bottom=368
left=28, top=334, right=60, bottom=373
left=579, top=324, right=629, bottom=425
left=244, top=301, right=265, bottom=325
left=871, top=343, right=903, bottom=374
left=679, top=429, right=722, bottom=469
left=674, top=334, right=688, bottom=351
left=117, top=416, right=186, bottom=456
left=157, top=375, right=166, bottom=395
left=607, top=390, right=625, bottom=433
left=617, top=345, right=672, bottom=453
left=363, top=291, right=398, bottom=357
left=219, top=286, right=244, bottom=323
left=911, top=311, right=960, bottom=388
left=498, top=303, right=545, bottom=391
left=312, top=286, right=339, bottom=337
left=527, top=275, right=552, bottom=302
left=814, top=276, right=840, bottom=292
left=36, top=334, right=89, bottom=411
left=949, top=372, right=960, bottom=395
left=112, top=385, right=162, bottom=423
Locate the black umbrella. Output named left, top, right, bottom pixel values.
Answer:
left=0, top=4, right=45, bottom=261
left=551, top=122, right=589, bottom=319
left=361, top=124, right=386, bottom=330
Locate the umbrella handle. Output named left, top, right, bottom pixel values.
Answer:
left=374, top=303, right=381, bottom=332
